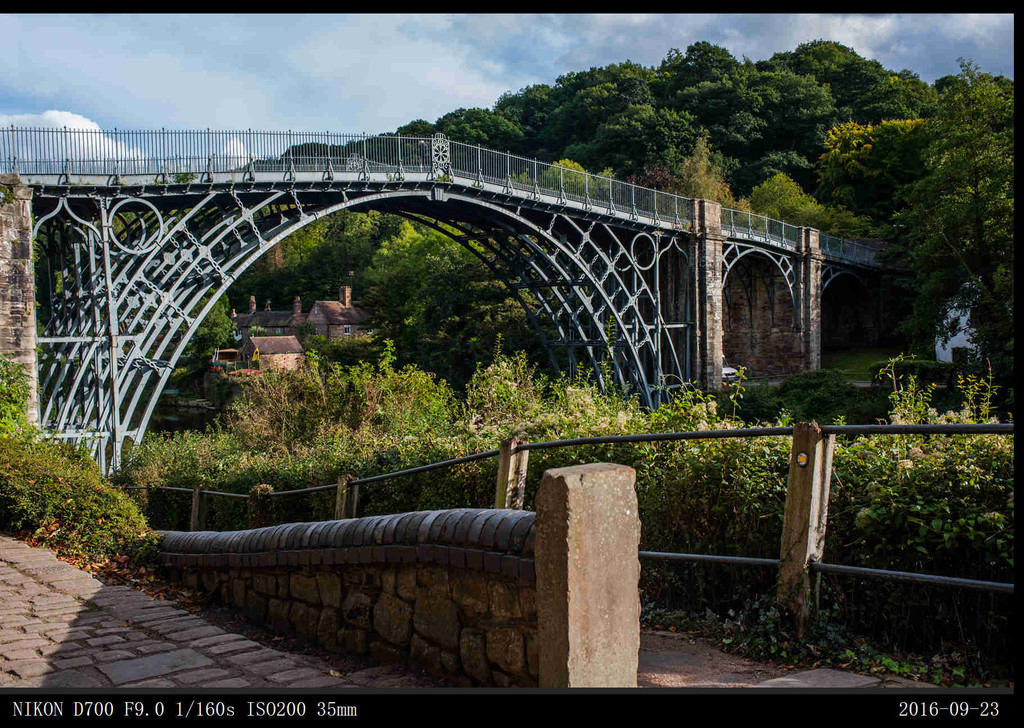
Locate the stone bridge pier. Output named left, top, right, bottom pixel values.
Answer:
left=0, top=175, right=38, bottom=424
left=664, top=198, right=826, bottom=387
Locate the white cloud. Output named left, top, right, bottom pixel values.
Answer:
left=0, top=109, right=101, bottom=130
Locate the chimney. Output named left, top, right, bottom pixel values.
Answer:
left=249, top=295, right=256, bottom=314
left=293, top=296, right=302, bottom=316
left=339, top=285, right=351, bottom=308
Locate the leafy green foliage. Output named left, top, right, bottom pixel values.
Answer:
left=867, top=357, right=958, bottom=387
left=724, top=369, right=890, bottom=426
left=118, top=352, right=1012, bottom=667
left=894, top=61, right=1014, bottom=396
left=1, top=354, right=33, bottom=439
left=750, top=172, right=871, bottom=236
left=817, top=119, right=930, bottom=225
left=0, top=439, right=155, bottom=562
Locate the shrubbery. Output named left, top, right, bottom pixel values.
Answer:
left=0, top=439, right=157, bottom=563
left=115, top=347, right=1014, bottom=669
left=868, top=357, right=958, bottom=387
left=1, top=354, right=33, bottom=438
left=721, top=368, right=891, bottom=426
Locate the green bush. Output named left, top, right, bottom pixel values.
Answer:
left=116, top=352, right=1013, bottom=667
left=869, top=358, right=958, bottom=387
left=720, top=370, right=891, bottom=426
left=1, top=439, right=156, bottom=562
left=1, top=353, right=33, bottom=438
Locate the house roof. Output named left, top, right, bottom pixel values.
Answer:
left=307, top=301, right=371, bottom=326
left=248, top=336, right=304, bottom=355
left=234, top=310, right=305, bottom=329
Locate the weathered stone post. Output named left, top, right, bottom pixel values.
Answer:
left=535, top=463, right=641, bottom=687
left=777, top=422, right=835, bottom=637
left=0, top=175, right=38, bottom=425
left=690, top=199, right=724, bottom=391
left=800, top=228, right=823, bottom=371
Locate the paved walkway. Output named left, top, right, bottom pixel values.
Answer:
left=1, top=534, right=937, bottom=689
left=0, top=534, right=435, bottom=688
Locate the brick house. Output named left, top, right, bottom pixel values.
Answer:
left=304, top=286, right=371, bottom=339
left=232, top=296, right=306, bottom=342
left=241, top=336, right=305, bottom=371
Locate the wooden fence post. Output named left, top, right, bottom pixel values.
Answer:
left=189, top=484, right=203, bottom=532
left=495, top=437, right=529, bottom=509
left=777, top=421, right=835, bottom=637
left=336, top=475, right=358, bottom=520
left=248, top=483, right=273, bottom=528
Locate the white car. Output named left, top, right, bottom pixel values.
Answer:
left=722, top=357, right=740, bottom=384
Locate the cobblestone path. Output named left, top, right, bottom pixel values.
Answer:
left=0, top=534, right=940, bottom=690
left=0, top=534, right=434, bottom=689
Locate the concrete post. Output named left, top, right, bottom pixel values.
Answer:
left=535, top=463, right=641, bottom=687
left=0, top=175, right=38, bottom=425
left=690, top=199, right=724, bottom=391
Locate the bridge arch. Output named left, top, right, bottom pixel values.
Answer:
left=30, top=185, right=677, bottom=470
left=8, top=126, right=884, bottom=472
left=820, top=265, right=878, bottom=351
left=721, top=243, right=801, bottom=378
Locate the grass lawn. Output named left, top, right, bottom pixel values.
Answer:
left=821, top=347, right=906, bottom=381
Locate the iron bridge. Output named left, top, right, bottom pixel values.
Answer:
left=2, top=127, right=879, bottom=472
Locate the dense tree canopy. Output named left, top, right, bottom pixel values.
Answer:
left=894, top=61, right=1014, bottom=394
left=227, top=43, right=1012, bottom=402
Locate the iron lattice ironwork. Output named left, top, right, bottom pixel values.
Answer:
left=4, top=127, right=879, bottom=472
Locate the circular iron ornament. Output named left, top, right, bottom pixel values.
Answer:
left=431, top=133, right=451, bottom=177
left=630, top=232, right=658, bottom=271
left=108, top=197, right=165, bottom=255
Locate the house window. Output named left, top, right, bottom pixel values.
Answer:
left=344, top=325, right=352, bottom=336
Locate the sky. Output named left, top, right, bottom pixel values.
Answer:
left=0, top=14, right=1014, bottom=134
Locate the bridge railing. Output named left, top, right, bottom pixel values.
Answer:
left=721, top=207, right=803, bottom=251
left=448, top=140, right=694, bottom=227
left=6, top=125, right=874, bottom=265
left=820, top=233, right=878, bottom=266
left=1, top=127, right=439, bottom=179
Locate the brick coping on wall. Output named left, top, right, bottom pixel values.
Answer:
left=159, top=508, right=537, bottom=581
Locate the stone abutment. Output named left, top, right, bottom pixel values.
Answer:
left=0, top=175, right=38, bottom=424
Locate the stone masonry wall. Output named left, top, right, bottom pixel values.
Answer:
left=723, top=255, right=804, bottom=378
left=160, top=509, right=538, bottom=687
left=0, top=175, right=38, bottom=424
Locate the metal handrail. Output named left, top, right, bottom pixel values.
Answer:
left=4, top=125, right=875, bottom=265
left=128, top=422, right=1013, bottom=499
left=130, top=421, right=1013, bottom=594
left=807, top=560, right=1014, bottom=595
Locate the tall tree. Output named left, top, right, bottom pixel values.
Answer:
left=897, top=61, right=1014, bottom=386
left=816, top=118, right=930, bottom=225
